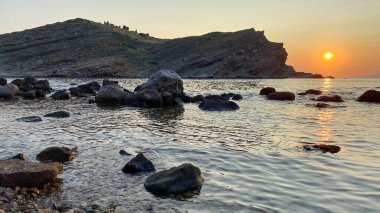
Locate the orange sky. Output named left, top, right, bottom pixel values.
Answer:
left=1, top=0, right=379, bottom=77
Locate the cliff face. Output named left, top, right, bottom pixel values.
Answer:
left=0, top=18, right=319, bottom=78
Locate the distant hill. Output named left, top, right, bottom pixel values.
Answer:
left=0, top=18, right=321, bottom=78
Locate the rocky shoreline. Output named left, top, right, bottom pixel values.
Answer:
left=1, top=70, right=379, bottom=212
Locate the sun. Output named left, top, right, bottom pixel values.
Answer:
left=324, top=52, right=334, bottom=60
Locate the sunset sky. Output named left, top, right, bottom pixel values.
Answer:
left=1, top=0, right=379, bottom=77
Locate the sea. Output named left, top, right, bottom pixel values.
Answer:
left=0, top=78, right=379, bottom=212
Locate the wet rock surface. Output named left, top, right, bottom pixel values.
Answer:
left=44, top=111, right=70, bottom=118
left=315, top=95, right=344, bottom=102
left=0, top=159, right=63, bottom=188
left=51, top=90, right=71, bottom=100
left=356, top=90, right=380, bottom=103
left=199, top=99, right=240, bottom=111
left=144, top=163, right=204, bottom=196
left=122, top=153, right=156, bottom=174
left=267, top=92, right=295, bottom=101
left=16, top=116, right=43, bottom=122
left=37, top=147, right=77, bottom=163
left=260, top=87, right=276, bottom=95
left=304, top=144, right=341, bottom=154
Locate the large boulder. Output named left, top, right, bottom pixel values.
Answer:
left=199, top=99, right=239, bottom=111
left=122, top=153, right=156, bottom=174
left=356, top=90, right=380, bottom=103
left=316, top=95, right=344, bottom=102
left=0, top=159, right=63, bottom=188
left=267, top=92, right=295, bottom=101
left=95, top=85, right=125, bottom=104
left=135, top=70, right=184, bottom=97
left=260, top=87, right=276, bottom=95
left=51, top=90, right=71, bottom=100
left=34, top=80, right=52, bottom=91
left=37, top=147, right=77, bottom=163
left=0, top=84, right=20, bottom=99
left=0, top=78, right=7, bottom=86
left=144, top=163, right=205, bottom=195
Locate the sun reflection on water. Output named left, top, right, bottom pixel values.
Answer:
left=321, top=78, right=333, bottom=93
left=316, top=109, right=334, bottom=142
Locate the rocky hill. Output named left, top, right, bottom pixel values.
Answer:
left=0, top=18, right=320, bottom=78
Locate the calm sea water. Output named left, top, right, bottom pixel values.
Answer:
left=0, top=78, right=379, bottom=212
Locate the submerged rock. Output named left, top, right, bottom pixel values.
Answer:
left=0, top=159, right=63, bottom=188
left=122, top=153, right=156, bottom=174
left=267, top=92, right=295, bottom=101
left=304, top=144, right=341, bottom=154
left=298, top=89, right=322, bottom=95
left=356, top=90, right=380, bottom=103
left=16, top=116, right=42, bottom=122
left=44, top=111, right=70, bottom=118
left=37, top=147, right=77, bottom=163
left=144, top=163, right=205, bottom=195
left=199, top=99, right=240, bottom=111
left=315, top=95, right=344, bottom=102
left=119, top=150, right=132, bottom=156
left=135, top=70, right=184, bottom=97
left=51, top=90, right=71, bottom=100
left=260, top=87, right=276, bottom=95
left=204, top=95, right=229, bottom=102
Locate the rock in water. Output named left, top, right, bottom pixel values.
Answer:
left=144, top=163, right=205, bottom=195
left=16, top=116, right=42, bottom=122
left=0, top=78, right=7, bottom=86
left=315, top=95, right=344, bottom=102
left=135, top=70, right=184, bottom=97
left=122, top=153, right=156, bottom=174
left=95, top=85, right=125, bottom=104
left=34, top=80, right=52, bottom=91
left=44, top=111, right=70, bottom=118
left=138, top=89, right=164, bottom=107
left=304, top=144, right=341, bottom=154
left=298, top=89, right=322, bottom=95
left=0, top=159, right=63, bottom=188
left=199, top=99, right=240, bottom=111
left=260, top=87, right=276, bottom=95
left=10, top=153, right=28, bottom=161
left=0, top=84, right=20, bottom=99
left=356, top=90, right=380, bottom=103
left=190, top=95, right=204, bottom=103
left=267, top=92, right=295, bottom=101
left=51, top=90, right=71, bottom=100
left=37, top=147, right=77, bottom=163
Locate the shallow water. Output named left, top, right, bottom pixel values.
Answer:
left=0, top=78, right=380, bottom=212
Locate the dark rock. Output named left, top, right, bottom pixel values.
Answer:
left=102, top=79, right=119, bottom=87
left=316, top=95, right=344, bottom=102
left=174, top=97, right=184, bottom=106
left=267, top=92, right=295, bottom=101
left=19, top=91, right=36, bottom=100
left=232, top=94, right=243, bottom=100
left=0, top=84, right=20, bottom=99
left=95, top=85, right=125, bottom=104
left=161, top=91, right=174, bottom=106
left=10, top=153, right=28, bottom=161
left=315, top=103, right=329, bottom=108
left=51, top=90, right=70, bottom=100
left=119, top=150, right=131, bottom=156
left=129, top=101, right=149, bottom=108
left=144, top=163, right=204, bottom=195
left=204, top=95, right=229, bottom=101
left=179, top=94, right=191, bottom=103
left=199, top=99, right=240, bottom=111
left=299, top=89, right=322, bottom=95
left=122, top=153, right=156, bottom=174
left=19, top=83, right=34, bottom=92
left=0, top=78, right=7, bottom=86
left=356, top=90, right=380, bottom=103
left=34, top=80, right=52, bottom=91
left=260, top=87, right=276, bottom=95
left=304, top=144, right=341, bottom=154
left=37, top=147, right=77, bottom=163
left=23, top=77, right=37, bottom=85
left=84, top=81, right=101, bottom=91
left=119, top=93, right=140, bottom=106
left=135, top=70, right=184, bottom=97
left=16, top=116, right=42, bottom=122
left=88, top=99, right=96, bottom=104
left=138, top=89, right=164, bottom=107
left=10, top=79, right=23, bottom=87
left=44, top=111, right=70, bottom=118
left=35, top=90, right=46, bottom=99
left=190, top=95, right=204, bottom=103
left=0, top=159, right=63, bottom=188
